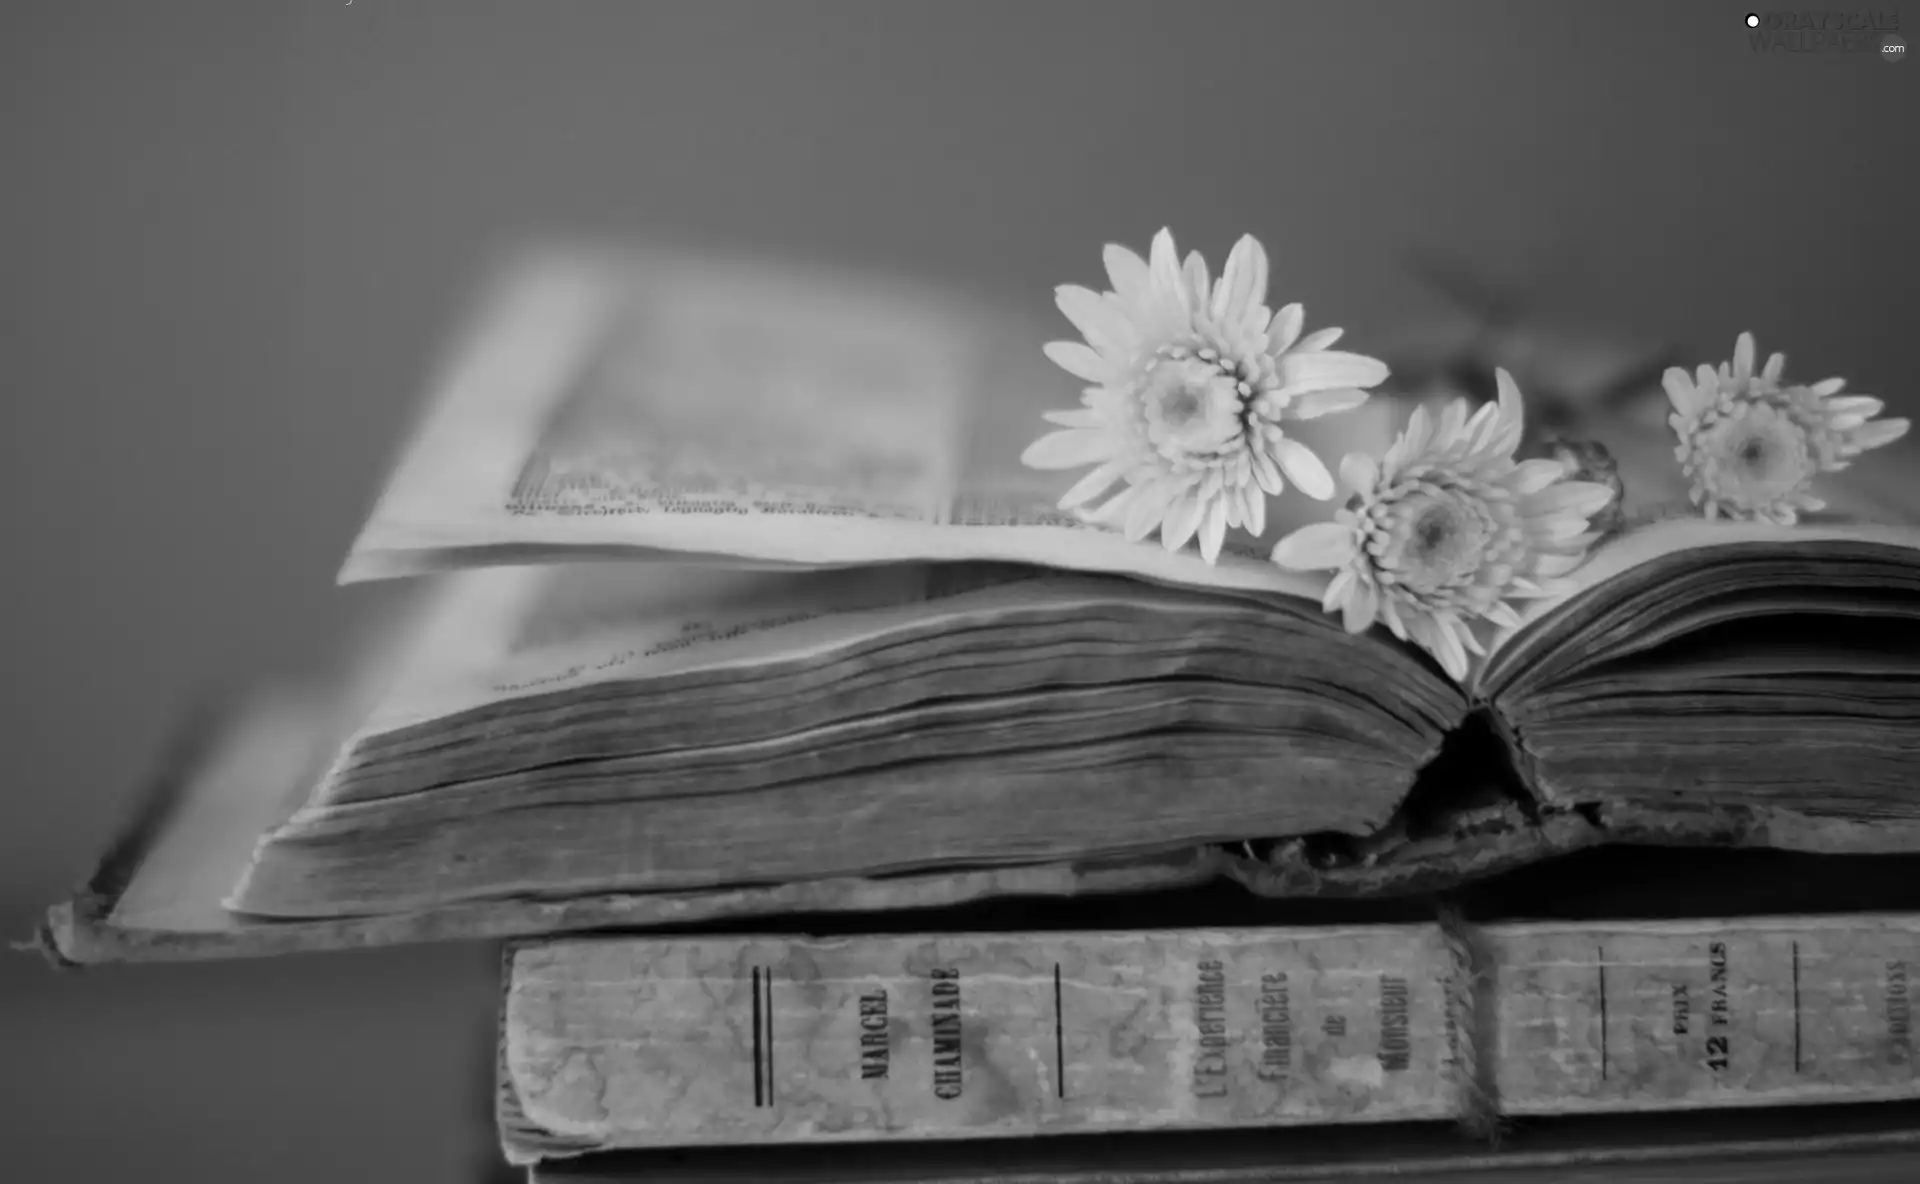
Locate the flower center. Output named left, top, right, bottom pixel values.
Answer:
left=1377, top=490, right=1492, bottom=592
left=1138, top=354, right=1246, bottom=459
left=1161, top=384, right=1206, bottom=428
left=1702, top=403, right=1812, bottom=505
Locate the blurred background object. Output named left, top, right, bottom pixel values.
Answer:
left=1376, top=248, right=1685, bottom=441
left=3, top=1, right=1916, bottom=1180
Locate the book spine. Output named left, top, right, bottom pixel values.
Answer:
left=500, top=915, right=1920, bottom=1152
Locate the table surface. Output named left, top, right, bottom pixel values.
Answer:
left=0, top=925, right=510, bottom=1183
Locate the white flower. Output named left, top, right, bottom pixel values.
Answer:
left=1665, top=332, right=1909, bottom=525
left=1019, top=229, right=1388, bottom=564
left=1269, top=369, right=1615, bottom=681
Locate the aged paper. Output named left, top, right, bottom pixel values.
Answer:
left=339, top=245, right=1389, bottom=596
left=323, top=560, right=1315, bottom=740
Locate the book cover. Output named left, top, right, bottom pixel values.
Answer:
left=496, top=915, right=1920, bottom=1161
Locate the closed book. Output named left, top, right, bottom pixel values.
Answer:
left=522, top=1111, right=1920, bottom=1183
left=497, top=915, right=1920, bottom=1164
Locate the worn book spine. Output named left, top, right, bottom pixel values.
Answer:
left=498, top=915, right=1920, bottom=1160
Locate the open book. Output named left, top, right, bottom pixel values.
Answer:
left=42, top=245, right=1920, bottom=961
left=221, top=516, right=1920, bottom=923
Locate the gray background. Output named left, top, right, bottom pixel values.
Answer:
left=3, top=1, right=1915, bottom=1180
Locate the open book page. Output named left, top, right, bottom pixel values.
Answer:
left=1458, top=513, right=1920, bottom=845
left=229, top=557, right=1466, bottom=918
left=338, top=244, right=1387, bottom=596
left=1458, top=415, right=1920, bottom=689
left=1477, top=517, right=1920, bottom=697
left=345, top=563, right=1252, bottom=738
left=319, top=559, right=1461, bottom=792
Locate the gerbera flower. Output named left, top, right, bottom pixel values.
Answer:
left=1019, top=229, right=1387, bottom=564
left=1268, top=369, right=1615, bottom=681
left=1666, top=331, right=1909, bottom=524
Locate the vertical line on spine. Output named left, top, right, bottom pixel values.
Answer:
left=1792, top=942, right=1803, bottom=1074
left=1053, top=963, right=1065, bottom=1099
left=764, top=968, right=776, bottom=1105
left=751, top=966, right=765, bottom=1107
left=1596, top=944, right=1610, bottom=1082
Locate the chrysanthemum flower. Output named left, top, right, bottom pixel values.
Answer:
left=1019, top=229, right=1387, bottom=564
left=1268, top=369, right=1615, bottom=681
left=1666, top=332, right=1909, bottom=525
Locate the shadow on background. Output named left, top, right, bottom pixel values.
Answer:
left=3, top=1, right=1916, bottom=1180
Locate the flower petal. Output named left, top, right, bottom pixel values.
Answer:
left=1211, top=234, right=1268, bottom=326
left=1825, top=395, right=1881, bottom=418
left=1054, top=285, right=1135, bottom=357
left=1526, top=480, right=1614, bottom=519
left=1057, top=458, right=1132, bottom=510
left=1492, top=368, right=1525, bottom=452
left=1278, top=350, right=1389, bottom=394
left=1269, top=521, right=1355, bottom=571
left=1846, top=417, right=1911, bottom=454
left=1341, top=579, right=1379, bottom=634
left=1322, top=567, right=1355, bottom=614
left=1267, top=303, right=1304, bottom=354
left=1272, top=435, right=1336, bottom=500
left=1732, top=331, right=1756, bottom=379
left=1483, top=600, right=1523, bottom=630
left=1124, top=481, right=1177, bottom=542
left=1434, top=396, right=1471, bottom=448
left=1102, top=244, right=1150, bottom=305
left=1508, top=458, right=1567, bottom=495
left=1042, top=341, right=1113, bottom=384
left=1147, top=228, right=1188, bottom=313
left=1288, top=387, right=1370, bottom=420
left=1020, top=428, right=1113, bottom=470
left=1377, top=596, right=1409, bottom=640
left=1083, top=484, right=1136, bottom=525
left=1462, top=397, right=1507, bottom=455
left=1160, top=493, right=1206, bottom=552
left=1242, top=451, right=1279, bottom=497
left=1294, top=326, right=1343, bottom=352
left=1391, top=404, right=1434, bottom=470
left=1182, top=251, right=1210, bottom=309
left=1339, top=451, right=1378, bottom=495
left=1662, top=366, right=1701, bottom=418
left=1243, top=485, right=1267, bottom=536
left=1198, top=498, right=1230, bottom=564
left=1041, top=407, right=1103, bottom=428
left=1433, top=617, right=1471, bottom=678
left=1533, top=551, right=1586, bottom=579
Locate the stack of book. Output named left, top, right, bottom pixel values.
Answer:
left=41, top=244, right=1920, bottom=1181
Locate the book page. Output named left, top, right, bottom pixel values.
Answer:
left=341, top=561, right=1332, bottom=739
left=1445, top=419, right=1920, bottom=689
left=337, top=244, right=1353, bottom=600
left=1474, top=516, right=1920, bottom=695
left=1511, top=517, right=1920, bottom=631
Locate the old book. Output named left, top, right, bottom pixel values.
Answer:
left=39, top=244, right=1920, bottom=963
left=45, top=669, right=1920, bottom=968
left=521, top=1114, right=1920, bottom=1183
left=35, top=680, right=1218, bottom=966
left=205, top=511, right=1920, bottom=924
left=496, top=915, right=1920, bottom=1164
